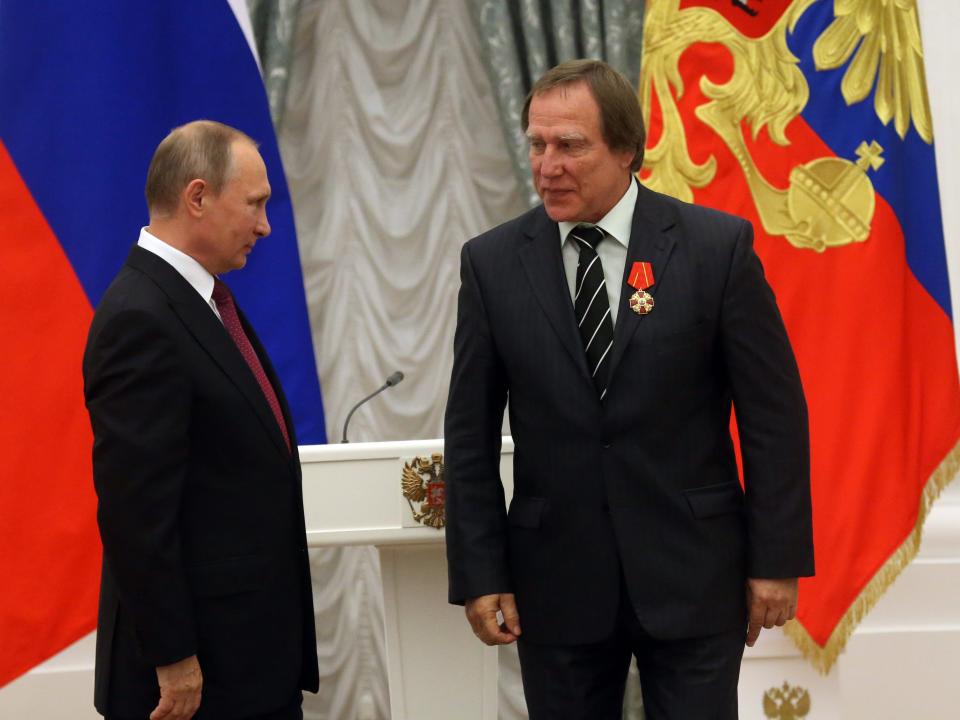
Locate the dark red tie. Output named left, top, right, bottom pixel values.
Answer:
left=212, top=279, right=291, bottom=452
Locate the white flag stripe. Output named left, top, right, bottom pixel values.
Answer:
left=584, top=308, right=611, bottom=352
left=592, top=340, right=613, bottom=377
left=226, top=0, right=262, bottom=71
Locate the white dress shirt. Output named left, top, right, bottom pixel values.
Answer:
left=137, top=227, right=222, bottom=321
left=559, top=177, right=637, bottom=326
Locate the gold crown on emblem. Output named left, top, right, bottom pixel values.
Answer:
left=763, top=681, right=811, bottom=720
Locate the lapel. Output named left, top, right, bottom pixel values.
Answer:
left=126, top=246, right=292, bottom=460
left=606, top=184, right=679, bottom=385
left=517, top=207, right=593, bottom=384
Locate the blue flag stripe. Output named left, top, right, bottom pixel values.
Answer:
left=0, top=0, right=327, bottom=443
left=789, top=3, right=952, bottom=319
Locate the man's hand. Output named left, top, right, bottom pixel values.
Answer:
left=745, top=577, right=798, bottom=647
left=150, top=654, right=203, bottom=720
left=465, top=593, right=522, bottom=645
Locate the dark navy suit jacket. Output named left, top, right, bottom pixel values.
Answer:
left=445, top=184, right=814, bottom=644
left=83, top=246, right=319, bottom=717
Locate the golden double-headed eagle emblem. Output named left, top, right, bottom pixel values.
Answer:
left=763, top=681, right=811, bottom=719
left=641, top=0, right=932, bottom=252
left=401, top=453, right=446, bottom=529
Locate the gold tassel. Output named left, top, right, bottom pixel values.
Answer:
left=784, top=436, right=960, bottom=674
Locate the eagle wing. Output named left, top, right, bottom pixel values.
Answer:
left=813, top=0, right=932, bottom=142
left=401, top=464, right=426, bottom=502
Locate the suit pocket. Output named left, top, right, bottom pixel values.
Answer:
left=186, top=553, right=270, bottom=598
left=684, top=481, right=743, bottom=519
left=508, top=496, right=547, bottom=529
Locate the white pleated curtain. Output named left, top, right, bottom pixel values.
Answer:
left=251, top=1, right=645, bottom=717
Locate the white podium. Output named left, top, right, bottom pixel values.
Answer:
left=299, top=438, right=515, bottom=720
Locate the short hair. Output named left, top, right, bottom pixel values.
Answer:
left=521, top=59, right=646, bottom=172
left=144, top=120, right=257, bottom=216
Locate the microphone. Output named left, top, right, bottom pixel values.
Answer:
left=340, top=371, right=404, bottom=443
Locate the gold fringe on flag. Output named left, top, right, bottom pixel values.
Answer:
left=784, top=436, right=960, bottom=674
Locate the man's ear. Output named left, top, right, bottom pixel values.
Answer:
left=183, top=179, right=207, bottom=218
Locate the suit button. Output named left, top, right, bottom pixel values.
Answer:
left=602, top=441, right=612, bottom=449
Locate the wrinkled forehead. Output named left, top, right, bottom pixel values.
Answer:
left=526, top=83, right=601, bottom=135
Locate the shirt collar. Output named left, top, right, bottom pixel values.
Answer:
left=558, top=176, right=637, bottom=249
left=137, top=227, right=217, bottom=305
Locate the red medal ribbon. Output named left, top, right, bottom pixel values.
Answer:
left=627, top=261, right=654, bottom=291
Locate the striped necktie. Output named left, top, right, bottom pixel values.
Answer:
left=572, top=225, right=615, bottom=401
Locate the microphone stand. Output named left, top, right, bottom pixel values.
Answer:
left=340, top=372, right=404, bottom=443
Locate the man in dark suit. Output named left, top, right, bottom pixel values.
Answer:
left=444, top=60, right=814, bottom=719
left=83, top=120, right=318, bottom=720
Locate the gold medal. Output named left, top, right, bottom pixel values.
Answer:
left=629, top=289, right=655, bottom=315
left=627, top=261, right=655, bottom=315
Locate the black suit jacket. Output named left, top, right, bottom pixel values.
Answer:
left=83, top=246, right=319, bottom=718
left=445, top=184, right=814, bottom=645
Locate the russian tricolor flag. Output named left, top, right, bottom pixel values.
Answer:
left=0, top=1, right=326, bottom=686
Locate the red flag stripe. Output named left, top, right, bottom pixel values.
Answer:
left=0, top=140, right=100, bottom=687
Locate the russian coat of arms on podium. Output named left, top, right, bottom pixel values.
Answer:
left=401, top=453, right=446, bottom=529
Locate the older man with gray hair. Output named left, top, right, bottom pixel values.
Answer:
left=445, top=59, right=814, bottom=719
